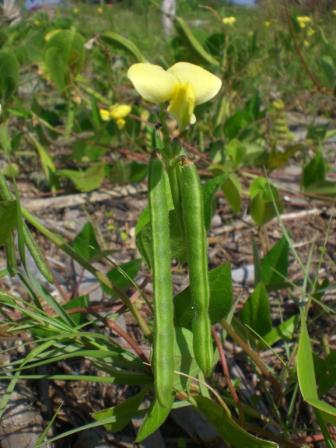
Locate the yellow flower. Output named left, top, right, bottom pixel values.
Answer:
left=222, top=16, right=236, bottom=26
left=97, top=7, right=103, bottom=14
left=307, top=26, right=315, bottom=36
left=99, top=108, right=111, bottom=121
left=127, top=62, right=222, bottom=130
left=99, top=104, right=131, bottom=129
left=73, top=7, right=79, bottom=14
left=264, top=20, right=271, bottom=28
left=333, top=9, right=336, bottom=15
left=296, top=16, right=311, bottom=29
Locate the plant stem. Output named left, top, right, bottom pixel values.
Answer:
left=221, top=319, right=282, bottom=399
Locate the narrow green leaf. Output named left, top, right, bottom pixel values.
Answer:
left=222, top=174, right=242, bottom=214
left=136, top=398, right=171, bottom=443
left=193, top=396, right=279, bottom=448
left=175, top=17, right=220, bottom=66
left=101, top=31, right=146, bottom=62
left=297, top=315, right=336, bottom=421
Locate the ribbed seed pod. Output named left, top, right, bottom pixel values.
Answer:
left=148, top=157, right=174, bottom=407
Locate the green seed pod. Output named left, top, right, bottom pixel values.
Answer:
left=149, top=157, right=174, bottom=408
left=179, top=159, right=213, bottom=376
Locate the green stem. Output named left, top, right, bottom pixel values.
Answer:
left=64, top=100, right=75, bottom=139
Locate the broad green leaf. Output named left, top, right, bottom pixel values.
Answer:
left=71, top=222, right=101, bottom=261
left=241, top=282, right=272, bottom=337
left=260, top=237, right=289, bottom=290
left=102, top=259, right=142, bottom=298
left=226, top=138, right=247, bottom=168
left=222, top=174, right=242, bottom=213
left=0, top=200, right=17, bottom=246
left=263, top=315, right=297, bottom=346
left=297, top=315, right=336, bottom=422
left=175, top=17, right=220, bottom=66
left=92, top=389, right=147, bottom=432
left=59, top=162, right=105, bottom=192
left=305, top=180, right=336, bottom=197
left=44, top=29, right=85, bottom=91
left=0, top=51, right=19, bottom=102
left=136, top=399, right=171, bottom=443
left=193, top=396, right=279, bottom=448
left=224, top=112, right=250, bottom=141
left=302, top=152, right=326, bottom=189
left=174, top=263, right=232, bottom=328
left=101, top=31, right=146, bottom=62
left=249, top=177, right=283, bottom=226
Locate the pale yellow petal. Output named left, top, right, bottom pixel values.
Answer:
left=99, top=108, right=111, bottom=121
left=168, top=62, right=222, bottom=105
left=116, top=118, right=126, bottom=129
left=167, top=83, right=195, bottom=130
left=109, top=104, right=131, bottom=120
left=127, top=63, right=177, bottom=104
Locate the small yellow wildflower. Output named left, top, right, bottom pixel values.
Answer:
left=222, top=16, right=236, bottom=26
left=127, top=62, right=222, bottom=130
left=99, top=108, right=110, bottom=121
left=307, top=26, right=315, bottom=37
left=333, top=9, right=336, bottom=16
left=296, top=16, right=311, bottom=29
left=99, top=104, right=131, bottom=129
left=97, top=7, right=103, bottom=14
left=73, top=7, right=79, bottom=14
left=264, top=20, right=271, bottom=28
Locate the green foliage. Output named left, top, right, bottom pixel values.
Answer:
left=241, top=282, right=272, bottom=337
left=101, top=31, right=146, bottom=62
left=174, top=263, right=232, bottom=328
left=0, top=200, right=17, bottom=245
left=249, top=177, right=283, bottom=226
left=58, top=162, right=105, bottom=192
left=0, top=51, right=19, bottom=103
left=174, top=16, right=220, bottom=66
left=0, top=4, right=335, bottom=447
left=44, top=29, right=85, bottom=91
left=193, top=396, right=279, bottom=448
